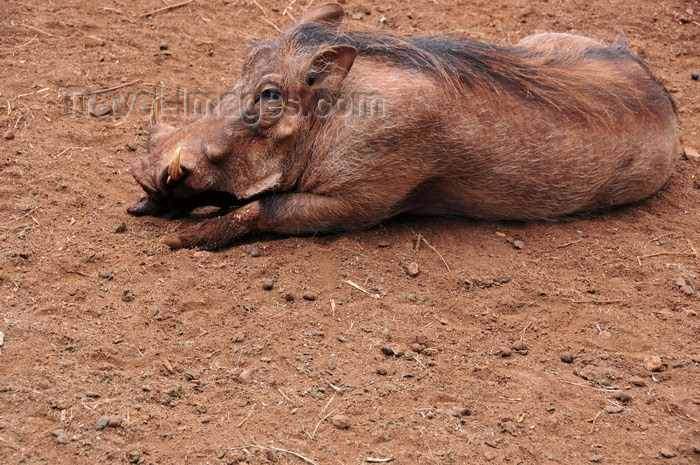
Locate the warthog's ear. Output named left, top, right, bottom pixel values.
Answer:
left=307, top=46, right=358, bottom=92
left=298, top=3, right=345, bottom=24
left=146, top=122, right=177, bottom=151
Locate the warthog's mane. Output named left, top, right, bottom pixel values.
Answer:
left=262, top=22, right=674, bottom=126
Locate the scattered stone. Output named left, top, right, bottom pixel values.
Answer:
left=98, top=270, right=112, bottom=279
left=561, top=352, right=574, bottom=363
left=52, top=429, right=65, bottom=437
left=380, top=345, right=395, bottom=356
left=114, top=222, right=127, bottom=233
left=545, top=405, right=556, bottom=412
left=498, top=419, right=518, bottom=435
left=108, top=417, right=121, bottom=427
left=331, top=414, right=350, bottom=429
left=4, top=130, right=15, bottom=140
left=168, top=385, right=182, bottom=398
left=422, top=347, right=438, bottom=356
left=375, top=365, right=388, bottom=375
left=643, top=356, right=664, bottom=372
left=629, top=376, right=646, bottom=387
left=684, top=146, right=700, bottom=162
left=415, top=334, right=428, bottom=345
left=127, top=142, right=138, bottom=151
left=692, top=444, right=700, bottom=454
left=692, top=71, right=699, bottom=81
left=410, top=343, right=423, bottom=353
left=302, top=292, right=317, bottom=301
left=499, top=346, right=512, bottom=357
left=604, top=405, right=624, bottom=414
left=244, top=245, right=260, bottom=257
left=613, top=392, right=632, bottom=403
left=96, top=416, right=110, bottom=431
left=512, top=240, right=524, bottom=250
left=284, top=293, right=295, bottom=302
left=56, top=434, right=69, bottom=444
left=238, top=370, right=252, bottom=384
left=0, top=331, right=4, bottom=347
left=337, top=334, right=347, bottom=342
left=126, top=450, right=141, bottom=463
left=262, top=279, right=274, bottom=290
left=574, top=365, right=620, bottom=386
left=121, top=290, right=135, bottom=302
left=404, top=262, right=419, bottom=277
left=450, top=406, right=471, bottom=417
left=660, top=448, right=676, bottom=458
left=511, top=341, right=528, bottom=355
left=589, top=454, right=604, bottom=462
left=159, top=41, right=168, bottom=51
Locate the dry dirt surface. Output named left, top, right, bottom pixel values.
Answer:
left=1, top=0, right=699, bottom=464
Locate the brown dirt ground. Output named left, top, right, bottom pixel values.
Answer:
left=1, top=0, right=699, bottom=464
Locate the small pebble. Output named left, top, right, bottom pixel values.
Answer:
left=331, top=414, right=350, bottom=429
left=126, top=450, right=141, bottom=463
left=52, top=429, right=65, bottom=437
left=159, top=41, right=168, bottom=51
left=98, top=270, right=112, bottom=279
left=684, top=146, right=700, bottom=162
left=499, top=346, right=512, bottom=357
left=415, top=334, right=428, bottom=345
left=512, top=240, right=524, bottom=250
left=4, top=131, right=15, bottom=140
left=561, top=352, right=574, bottom=363
left=405, top=262, right=419, bottom=277
left=613, top=392, right=632, bottom=403
left=589, top=454, right=604, bottom=463
left=629, top=376, right=646, bottom=387
left=244, top=245, right=260, bottom=257
left=262, top=279, right=274, bottom=290
left=56, top=434, right=69, bottom=444
left=380, top=345, right=395, bottom=356
left=692, top=71, right=699, bottom=80
left=604, top=405, right=624, bottom=414
left=108, top=417, right=122, bottom=428
left=643, top=356, right=663, bottom=372
left=96, top=416, right=110, bottom=431
left=511, top=341, right=528, bottom=354
left=114, top=222, right=127, bottom=233
left=660, top=448, right=676, bottom=458
left=451, top=406, right=471, bottom=417
left=375, top=365, right=388, bottom=375
left=238, top=370, right=252, bottom=384
left=284, top=293, right=295, bottom=302
left=302, top=292, right=317, bottom=301
left=410, top=343, right=423, bottom=353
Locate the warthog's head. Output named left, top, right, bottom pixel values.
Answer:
left=128, top=3, right=357, bottom=216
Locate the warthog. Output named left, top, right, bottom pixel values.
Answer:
left=129, top=3, right=680, bottom=250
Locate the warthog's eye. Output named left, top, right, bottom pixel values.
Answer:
left=260, top=88, right=282, bottom=101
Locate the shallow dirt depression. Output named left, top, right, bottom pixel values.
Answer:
left=0, top=1, right=699, bottom=464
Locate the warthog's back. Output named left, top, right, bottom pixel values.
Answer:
left=305, top=29, right=681, bottom=220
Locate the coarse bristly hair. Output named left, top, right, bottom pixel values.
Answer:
left=256, top=21, right=675, bottom=127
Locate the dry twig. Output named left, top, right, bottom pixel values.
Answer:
left=229, top=444, right=318, bottom=465
left=20, top=24, right=65, bottom=38
left=237, top=403, right=256, bottom=427
left=344, top=280, right=381, bottom=298
left=138, top=0, right=194, bottom=18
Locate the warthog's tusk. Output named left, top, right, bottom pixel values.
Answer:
left=166, top=147, right=184, bottom=185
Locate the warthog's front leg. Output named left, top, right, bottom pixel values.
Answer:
left=162, top=193, right=387, bottom=250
